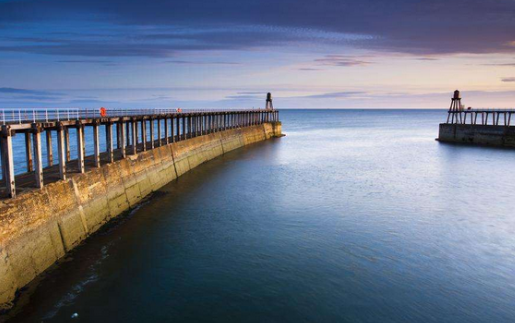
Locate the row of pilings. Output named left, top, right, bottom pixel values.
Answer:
left=0, top=109, right=279, bottom=198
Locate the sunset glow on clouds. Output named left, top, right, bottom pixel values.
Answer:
left=1, top=0, right=515, bottom=109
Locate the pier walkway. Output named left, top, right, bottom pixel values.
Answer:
left=0, top=108, right=279, bottom=198
left=446, top=108, right=515, bottom=126
left=445, top=90, right=514, bottom=126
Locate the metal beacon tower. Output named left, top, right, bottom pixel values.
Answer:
left=266, top=92, right=274, bottom=110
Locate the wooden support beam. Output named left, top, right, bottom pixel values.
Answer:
left=135, top=120, right=139, bottom=145
left=1, top=126, right=16, bottom=197
left=57, top=125, right=66, bottom=180
left=65, top=127, right=71, bottom=162
left=192, top=116, right=195, bottom=137
left=0, top=137, right=5, bottom=184
left=164, top=117, right=169, bottom=144
left=46, top=130, right=53, bottom=166
left=131, top=120, right=137, bottom=154
left=120, top=122, right=126, bottom=158
left=106, top=123, right=114, bottom=163
left=182, top=117, right=186, bottom=140
left=150, top=118, right=155, bottom=149
left=141, top=120, right=147, bottom=151
left=25, top=132, right=33, bottom=172
left=76, top=123, right=85, bottom=173
left=200, top=114, right=204, bottom=135
left=32, top=126, right=44, bottom=188
left=157, top=118, right=161, bottom=146
left=93, top=123, right=101, bottom=167
left=188, top=115, right=192, bottom=137
left=116, top=123, right=121, bottom=149
left=175, top=116, right=180, bottom=142
left=126, top=122, right=131, bottom=146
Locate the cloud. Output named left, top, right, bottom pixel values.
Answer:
left=164, top=60, right=240, bottom=65
left=314, top=55, right=372, bottom=67
left=484, top=63, right=515, bottom=67
left=415, top=57, right=439, bottom=61
left=0, top=87, right=67, bottom=105
left=301, top=91, right=366, bottom=99
left=501, top=77, right=515, bottom=82
left=56, top=60, right=118, bottom=66
left=0, top=87, right=46, bottom=94
left=298, top=68, right=322, bottom=71
left=0, top=0, right=514, bottom=57
left=224, top=95, right=262, bottom=100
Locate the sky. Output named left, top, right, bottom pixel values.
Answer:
left=0, top=0, right=515, bottom=109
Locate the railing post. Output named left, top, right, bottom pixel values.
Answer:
left=1, top=126, right=16, bottom=197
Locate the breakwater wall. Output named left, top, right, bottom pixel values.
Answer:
left=438, top=124, right=515, bottom=147
left=0, top=122, right=282, bottom=309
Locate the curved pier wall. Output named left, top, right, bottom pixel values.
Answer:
left=438, top=124, right=515, bottom=147
left=0, top=122, right=282, bottom=308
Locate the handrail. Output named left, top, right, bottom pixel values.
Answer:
left=0, top=108, right=268, bottom=125
left=449, top=108, right=515, bottom=112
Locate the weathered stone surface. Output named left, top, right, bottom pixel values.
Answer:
left=438, top=124, right=515, bottom=147
left=0, top=122, right=282, bottom=308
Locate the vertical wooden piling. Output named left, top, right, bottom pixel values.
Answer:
left=150, top=118, right=155, bottom=149
left=76, top=123, right=85, bottom=173
left=57, top=125, right=66, bottom=180
left=120, top=121, right=126, bottom=158
left=164, top=117, right=169, bottom=144
left=46, top=130, right=53, bottom=166
left=157, top=118, right=161, bottom=146
left=93, top=123, right=100, bottom=167
left=175, top=116, right=179, bottom=142
left=131, top=120, right=137, bottom=155
left=141, top=120, right=146, bottom=151
left=135, top=120, right=139, bottom=146
left=106, top=122, right=114, bottom=163
left=200, top=114, right=204, bottom=135
left=182, top=117, right=186, bottom=140
left=32, top=126, right=44, bottom=188
left=126, top=122, right=131, bottom=147
left=65, top=127, right=71, bottom=162
left=1, top=126, right=16, bottom=197
left=25, top=132, right=33, bottom=172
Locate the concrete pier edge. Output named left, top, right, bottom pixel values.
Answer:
left=0, top=122, right=282, bottom=310
left=437, top=123, right=515, bottom=147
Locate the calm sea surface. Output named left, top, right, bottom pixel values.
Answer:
left=6, top=110, right=515, bottom=323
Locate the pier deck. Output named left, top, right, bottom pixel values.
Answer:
left=0, top=109, right=279, bottom=198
